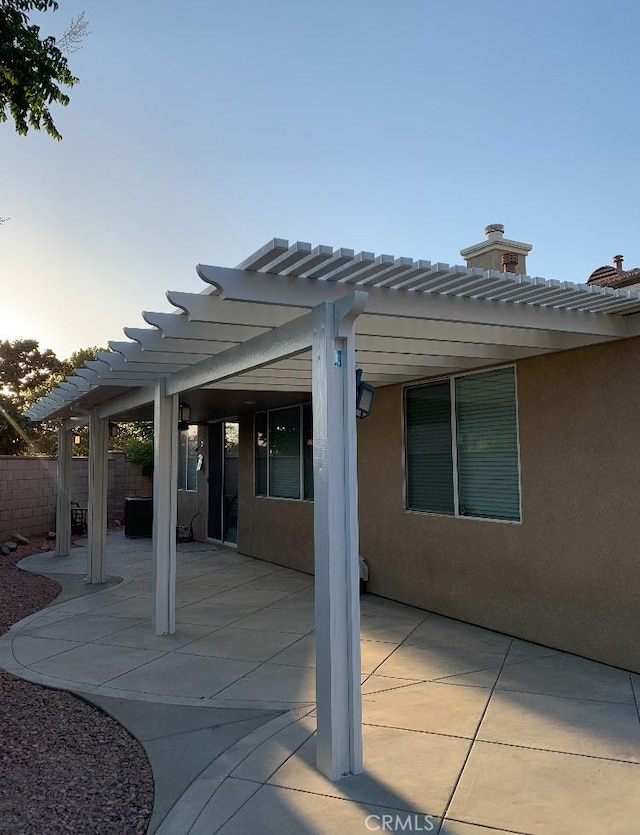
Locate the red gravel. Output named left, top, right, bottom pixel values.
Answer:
left=0, top=538, right=62, bottom=636
left=0, top=536, right=154, bottom=835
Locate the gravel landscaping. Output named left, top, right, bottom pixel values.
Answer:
left=0, top=536, right=154, bottom=835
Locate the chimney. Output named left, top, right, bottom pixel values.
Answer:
left=460, top=224, right=532, bottom=275
left=485, top=223, right=505, bottom=241
left=613, top=254, right=624, bottom=272
left=501, top=252, right=519, bottom=273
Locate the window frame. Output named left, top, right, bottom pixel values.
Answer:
left=177, top=424, right=199, bottom=492
left=254, top=403, right=314, bottom=502
left=402, top=365, right=522, bottom=524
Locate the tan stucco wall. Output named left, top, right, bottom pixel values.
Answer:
left=236, top=414, right=314, bottom=573
left=177, top=489, right=205, bottom=540
left=357, top=336, right=640, bottom=672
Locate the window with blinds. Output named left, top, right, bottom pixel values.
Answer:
left=455, top=368, right=520, bottom=520
left=405, top=367, right=521, bottom=522
left=405, top=381, right=454, bottom=515
left=255, top=404, right=314, bottom=500
left=255, top=412, right=268, bottom=496
left=178, top=425, right=199, bottom=491
left=269, top=406, right=301, bottom=499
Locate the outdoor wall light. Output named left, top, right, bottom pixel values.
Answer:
left=355, top=368, right=375, bottom=419
left=73, top=434, right=81, bottom=446
left=178, top=403, right=191, bottom=432
left=109, top=422, right=119, bottom=438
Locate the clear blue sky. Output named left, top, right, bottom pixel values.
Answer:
left=2, top=0, right=640, bottom=358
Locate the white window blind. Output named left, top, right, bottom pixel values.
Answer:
left=255, top=412, right=268, bottom=496
left=405, top=367, right=520, bottom=522
left=178, top=425, right=199, bottom=491
left=455, top=368, right=520, bottom=521
left=405, top=381, right=454, bottom=515
left=255, top=404, right=314, bottom=500
left=268, top=406, right=301, bottom=499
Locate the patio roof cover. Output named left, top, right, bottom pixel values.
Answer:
left=26, top=237, right=640, bottom=422
left=27, top=237, right=640, bottom=782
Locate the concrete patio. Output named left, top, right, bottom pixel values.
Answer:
left=1, top=532, right=639, bottom=834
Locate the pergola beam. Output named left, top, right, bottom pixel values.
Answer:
left=97, top=351, right=187, bottom=375
left=143, top=311, right=245, bottom=345
left=166, top=293, right=304, bottom=328
left=165, top=308, right=318, bottom=396
left=165, top=293, right=605, bottom=352
left=204, top=381, right=312, bottom=392
left=198, top=265, right=629, bottom=337
left=109, top=341, right=208, bottom=365
left=96, top=385, right=156, bottom=420
left=354, top=336, right=550, bottom=360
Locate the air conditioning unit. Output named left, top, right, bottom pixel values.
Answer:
left=124, top=497, right=153, bottom=538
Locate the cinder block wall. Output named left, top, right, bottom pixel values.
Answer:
left=123, top=456, right=153, bottom=503
left=0, top=453, right=152, bottom=541
left=0, top=456, right=58, bottom=540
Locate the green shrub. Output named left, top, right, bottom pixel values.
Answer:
left=125, top=436, right=153, bottom=477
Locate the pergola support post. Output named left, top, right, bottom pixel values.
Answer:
left=152, top=379, right=178, bottom=635
left=55, top=424, right=72, bottom=557
left=87, top=411, right=108, bottom=583
left=312, top=298, right=364, bottom=780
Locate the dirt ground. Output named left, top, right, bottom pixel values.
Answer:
left=0, top=535, right=154, bottom=834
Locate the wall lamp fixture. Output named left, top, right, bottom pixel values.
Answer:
left=356, top=368, right=375, bottom=419
left=178, top=403, right=191, bottom=431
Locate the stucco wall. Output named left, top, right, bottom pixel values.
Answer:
left=357, top=335, right=640, bottom=672
left=177, top=489, right=205, bottom=540
left=236, top=414, right=314, bottom=573
left=465, top=249, right=529, bottom=275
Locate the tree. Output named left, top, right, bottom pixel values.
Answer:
left=0, top=339, right=154, bottom=463
left=119, top=424, right=154, bottom=477
left=0, top=339, right=61, bottom=454
left=0, top=1, right=86, bottom=140
left=0, top=339, right=102, bottom=455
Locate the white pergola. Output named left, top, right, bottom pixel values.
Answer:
left=27, top=238, right=640, bottom=781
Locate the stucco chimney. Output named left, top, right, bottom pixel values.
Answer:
left=460, top=224, right=532, bottom=275
left=613, top=254, right=624, bottom=272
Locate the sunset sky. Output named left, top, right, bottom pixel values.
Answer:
left=2, top=0, right=640, bottom=359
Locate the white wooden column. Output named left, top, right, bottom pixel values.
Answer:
left=87, top=411, right=108, bottom=583
left=312, top=298, right=364, bottom=780
left=55, top=424, right=72, bottom=557
left=152, top=378, right=178, bottom=635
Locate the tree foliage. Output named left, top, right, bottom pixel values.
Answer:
left=0, top=338, right=102, bottom=455
left=0, top=339, right=60, bottom=453
left=0, top=0, right=82, bottom=140
left=0, top=339, right=155, bottom=466
left=122, top=426, right=154, bottom=477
